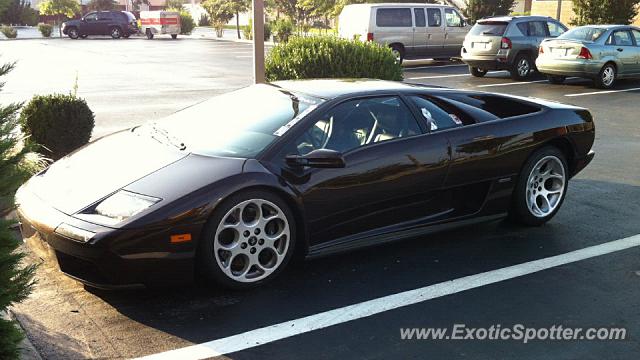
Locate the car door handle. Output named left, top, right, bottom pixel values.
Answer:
left=617, top=48, right=624, bottom=52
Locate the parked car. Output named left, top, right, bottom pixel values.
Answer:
left=140, top=11, right=181, bottom=40
left=338, top=3, right=470, bottom=63
left=15, top=80, right=595, bottom=289
left=62, top=11, right=139, bottom=39
left=461, top=16, right=568, bottom=80
left=537, top=25, right=640, bottom=89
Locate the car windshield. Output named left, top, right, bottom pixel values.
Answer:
left=469, top=22, right=508, bottom=36
left=144, top=85, right=323, bottom=158
left=558, top=27, right=607, bottom=42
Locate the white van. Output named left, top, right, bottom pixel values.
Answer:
left=338, top=3, right=470, bottom=62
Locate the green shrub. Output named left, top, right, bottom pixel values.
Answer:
left=38, top=23, right=53, bottom=37
left=21, top=8, right=40, bottom=26
left=243, top=21, right=271, bottom=41
left=271, top=18, right=293, bottom=43
left=198, top=13, right=210, bottom=26
left=20, top=94, right=95, bottom=160
left=179, top=10, right=195, bottom=35
left=1, top=26, right=17, bottom=39
left=265, top=36, right=403, bottom=82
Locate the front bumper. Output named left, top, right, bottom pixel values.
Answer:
left=16, top=188, right=198, bottom=289
left=536, top=58, right=603, bottom=78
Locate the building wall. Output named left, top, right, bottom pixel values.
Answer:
left=530, top=0, right=640, bottom=26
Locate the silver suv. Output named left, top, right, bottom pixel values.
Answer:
left=461, top=16, right=568, bottom=80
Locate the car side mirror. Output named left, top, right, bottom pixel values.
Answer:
left=285, top=149, right=345, bottom=169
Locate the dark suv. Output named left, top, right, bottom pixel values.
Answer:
left=460, top=16, right=568, bottom=80
left=62, top=11, right=139, bottom=39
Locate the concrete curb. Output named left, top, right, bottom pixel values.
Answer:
left=1, top=311, right=42, bottom=360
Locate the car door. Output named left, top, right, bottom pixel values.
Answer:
left=426, top=7, right=445, bottom=56
left=80, top=12, right=98, bottom=35
left=443, top=8, right=468, bottom=57
left=96, top=11, right=112, bottom=35
left=412, top=8, right=428, bottom=56
left=631, top=29, right=640, bottom=75
left=279, top=95, right=450, bottom=247
left=608, top=29, right=637, bottom=75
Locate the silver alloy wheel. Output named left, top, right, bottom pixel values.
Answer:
left=525, top=156, right=566, bottom=218
left=602, top=66, right=615, bottom=87
left=517, top=58, right=530, bottom=77
left=392, top=49, right=401, bottom=63
left=213, top=199, right=290, bottom=283
left=111, top=27, right=121, bottom=38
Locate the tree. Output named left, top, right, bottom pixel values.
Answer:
left=39, top=0, right=80, bottom=37
left=463, top=0, right=516, bottom=24
left=87, top=0, right=116, bottom=11
left=0, top=61, right=38, bottom=360
left=571, top=0, right=640, bottom=26
left=1, top=0, right=32, bottom=25
left=165, top=0, right=183, bottom=10
left=202, top=0, right=235, bottom=36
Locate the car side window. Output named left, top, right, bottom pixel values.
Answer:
left=633, top=30, right=640, bottom=45
left=414, top=8, right=426, bottom=27
left=292, top=97, right=421, bottom=155
left=427, top=8, right=442, bottom=27
left=608, top=30, right=634, bottom=46
left=376, top=8, right=412, bottom=27
left=445, top=9, right=463, bottom=27
left=84, top=13, right=97, bottom=21
left=547, top=21, right=566, bottom=37
left=529, top=21, right=548, bottom=37
left=410, top=96, right=462, bottom=132
left=97, top=12, right=112, bottom=21
left=516, top=22, right=529, bottom=36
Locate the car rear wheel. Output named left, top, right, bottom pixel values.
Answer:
left=110, top=27, right=122, bottom=39
left=594, top=63, right=616, bottom=89
left=198, top=190, right=296, bottom=289
left=68, top=27, right=79, bottom=39
left=171, top=34, right=178, bottom=39
left=547, top=75, right=566, bottom=84
left=509, top=146, right=568, bottom=226
left=469, top=66, right=488, bottom=77
left=511, top=54, right=533, bottom=80
left=390, top=45, right=404, bottom=64
left=146, top=29, right=154, bottom=40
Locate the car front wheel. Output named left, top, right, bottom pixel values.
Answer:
left=198, top=190, right=296, bottom=289
left=110, top=27, right=122, bottom=39
left=509, top=146, right=568, bottom=226
left=68, top=28, right=79, bottom=39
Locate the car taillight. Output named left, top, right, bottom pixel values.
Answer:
left=500, top=37, right=512, bottom=49
left=577, top=47, right=593, bottom=60
left=539, top=46, right=544, bottom=54
left=366, top=32, right=374, bottom=41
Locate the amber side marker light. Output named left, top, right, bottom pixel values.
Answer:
left=170, top=234, right=192, bottom=243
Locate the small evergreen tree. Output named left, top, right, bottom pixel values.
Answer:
left=0, top=61, right=38, bottom=360
left=463, top=0, right=516, bottom=24
left=572, top=0, right=640, bottom=26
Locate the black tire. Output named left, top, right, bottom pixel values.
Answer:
left=197, top=190, right=297, bottom=289
left=509, top=146, right=569, bottom=226
left=110, top=26, right=122, bottom=39
left=469, top=66, right=488, bottom=77
left=594, top=63, right=616, bottom=89
left=171, top=34, right=178, bottom=39
left=67, top=27, right=79, bottom=39
left=547, top=75, right=566, bottom=84
left=146, top=29, right=154, bottom=40
left=510, top=53, right=533, bottom=80
left=390, top=44, right=404, bottom=64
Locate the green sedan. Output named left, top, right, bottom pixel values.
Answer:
left=536, top=25, right=640, bottom=88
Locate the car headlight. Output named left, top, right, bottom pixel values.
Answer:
left=77, top=190, right=161, bottom=226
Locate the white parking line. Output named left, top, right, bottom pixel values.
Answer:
left=235, top=55, right=253, bottom=58
left=565, top=87, right=640, bottom=97
left=408, top=71, right=506, bottom=80
left=139, top=234, right=640, bottom=360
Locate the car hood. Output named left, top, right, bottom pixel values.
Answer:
left=26, top=129, right=188, bottom=215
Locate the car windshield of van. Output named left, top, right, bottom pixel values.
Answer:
left=558, top=27, right=607, bottom=42
left=142, top=85, right=323, bottom=158
left=470, top=21, right=508, bottom=36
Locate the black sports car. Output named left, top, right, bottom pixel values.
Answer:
left=16, top=79, right=595, bottom=289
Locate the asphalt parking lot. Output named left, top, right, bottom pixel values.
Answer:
left=2, top=38, right=640, bottom=359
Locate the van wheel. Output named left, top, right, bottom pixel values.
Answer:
left=594, top=63, right=616, bottom=89
left=469, top=66, right=488, bottom=77
left=510, top=53, right=533, bottom=80
left=547, top=75, right=566, bottom=84
left=171, top=34, right=178, bottom=39
left=146, top=29, right=154, bottom=40
left=110, top=27, right=122, bottom=39
left=390, top=45, right=404, bottom=64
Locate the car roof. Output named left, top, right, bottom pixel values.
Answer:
left=479, top=15, right=553, bottom=22
left=272, top=79, right=443, bottom=99
left=345, top=3, right=453, bottom=9
left=577, top=24, right=638, bottom=30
